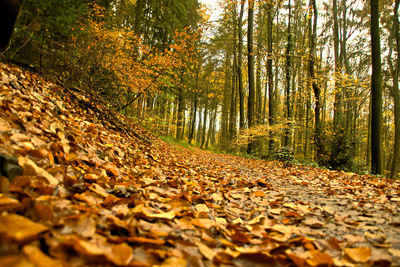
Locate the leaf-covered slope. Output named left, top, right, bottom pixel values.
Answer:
left=0, top=62, right=400, bottom=266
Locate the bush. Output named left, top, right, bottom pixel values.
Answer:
left=274, top=146, right=294, bottom=164
left=320, top=128, right=356, bottom=172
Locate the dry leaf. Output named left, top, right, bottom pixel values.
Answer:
left=18, top=156, right=59, bottom=185
left=195, top=203, right=209, bottom=213
left=0, top=213, right=48, bottom=243
left=345, top=247, right=372, bottom=263
left=306, top=250, right=334, bottom=266
left=23, top=245, right=64, bottom=267
left=196, top=241, right=217, bottom=260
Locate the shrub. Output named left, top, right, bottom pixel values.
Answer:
left=274, top=146, right=294, bottom=164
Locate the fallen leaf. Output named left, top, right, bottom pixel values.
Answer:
left=23, top=245, right=64, bottom=267
left=196, top=241, right=217, bottom=260
left=107, top=243, right=133, bottom=266
left=345, top=247, right=372, bottom=263
left=306, top=250, right=334, bottom=266
left=18, top=156, right=59, bottom=185
left=155, top=257, right=187, bottom=267
left=389, top=248, right=400, bottom=257
left=0, top=213, right=48, bottom=243
left=195, top=203, right=209, bottom=213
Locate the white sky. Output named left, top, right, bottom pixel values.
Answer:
left=199, top=0, right=222, bottom=22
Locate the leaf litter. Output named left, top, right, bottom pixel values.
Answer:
left=0, top=62, right=400, bottom=266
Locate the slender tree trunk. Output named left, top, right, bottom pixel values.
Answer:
left=284, top=0, right=292, bottom=147
left=201, top=86, right=209, bottom=149
left=389, top=0, right=400, bottom=178
left=333, top=0, right=342, bottom=127
left=256, top=6, right=263, bottom=124
left=230, top=4, right=238, bottom=140
left=308, top=0, right=323, bottom=162
left=267, top=4, right=275, bottom=157
left=247, top=0, right=255, bottom=153
left=188, top=91, right=198, bottom=144
left=238, top=1, right=245, bottom=130
left=221, top=55, right=231, bottom=146
left=370, top=0, right=383, bottom=175
left=176, top=73, right=185, bottom=140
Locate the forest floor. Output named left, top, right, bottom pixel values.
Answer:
left=0, top=62, right=400, bottom=267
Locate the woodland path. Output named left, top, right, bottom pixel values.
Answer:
left=0, top=62, right=400, bottom=266
left=169, top=146, right=400, bottom=264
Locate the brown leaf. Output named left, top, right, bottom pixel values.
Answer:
left=0, top=253, right=34, bottom=267
left=196, top=241, right=217, bottom=260
left=0, top=195, right=21, bottom=211
left=18, top=156, right=59, bottom=185
left=0, top=118, right=11, bottom=132
left=75, top=213, right=96, bottom=237
left=306, top=250, right=334, bottom=266
left=0, top=213, right=48, bottom=243
left=127, top=236, right=165, bottom=245
left=23, top=245, right=64, bottom=267
left=155, top=257, right=187, bottom=267
left=231, top=230, right=251, bottom=244
left=105, top=163, right=119, bottom=176
left=107, top=243, right=133, bottom=266
left=345, top=247, right=372, bottom=263
left=195, top=203, right=209, bottom=213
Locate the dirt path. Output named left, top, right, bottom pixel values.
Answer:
left=167, top=146, right=400, bottom=265
left=1, top=62, right=400, bottom=266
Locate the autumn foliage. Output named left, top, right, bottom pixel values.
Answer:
left=68, top=4, right=201, bottom=112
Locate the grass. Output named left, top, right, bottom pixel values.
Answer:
left=159, top=136, right=194, bottom=151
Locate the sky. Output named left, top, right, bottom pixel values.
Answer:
left=199, top=0, right=222, bottom=22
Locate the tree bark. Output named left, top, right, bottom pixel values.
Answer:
left=238, top=1, right=245, bottom=130
left=247, top=0, right=255, bottom=153
left=332, top=0, right=342, bottom=127
left=176, top=72, right=185, bottom=140
left=284, top=0, right=292, bottom=147
left=389, top=0, right=400, bottom=178
left=230, top=4, right=238, bottom=140
left=267, top=3, right=275, bottom=157
left=370, top=0, right=383, bottom=175
left=308, top=0, right=323, bottom=162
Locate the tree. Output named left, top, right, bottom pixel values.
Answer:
left=0, top=0, right=22, bottom=52
left=238, top=0, right=245, bottom=130
left=306, top=0, right=325, bottom=163
left=388, top=0, right=400, bottom=178
left=266, top=2, right=275, bottom=157
left=284, top=0, right=293, bottom=147
left=332, top=0, right=342, bottom=127
left=247, top=0, right=255, bottom=153
left=370, top=0, right=383, bottom=175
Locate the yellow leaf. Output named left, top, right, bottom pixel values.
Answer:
left=345, top=247, right=372, bottom=263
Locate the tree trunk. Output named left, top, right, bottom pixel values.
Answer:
left=389, top=0, right=400, bottom=178
left=189, top=71, right=199, bottom=144
left=256, top=6, right=263, bottom=124
left=333, top=0, right=342, bottom=127
left=370, top=0, right=383, bottom=175
left=176, top=86, right=184, bottom=140
left=176, top=72, right=185, bottom=140
left=308, top=0, right=323, bottom=162
left=247, top=0, right=255, bottom=153
left=201, top=86, right=210, bottom=149
left=238, top=1, right=245, bottom=130
left=284, top=0, right=292, bottom=147
left=230, top=4, right=238, bottom=140
left=267, top=3, right=275, bottom=157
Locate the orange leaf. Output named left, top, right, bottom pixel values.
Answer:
left=345, top=247, right=372, bottom=263
left=0, top=214, right=48, bottom=243
left=306, top=251, right=334, bottom=266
